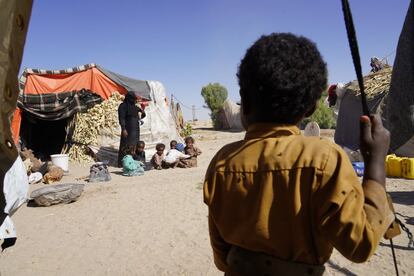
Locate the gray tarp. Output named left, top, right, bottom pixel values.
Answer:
left=335, top=91, right=387, bottom=151
left=97, top=66, right=151, bottom=100
left=385, top=0, right=414, bottom=151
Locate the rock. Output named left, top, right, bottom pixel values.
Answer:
left=30, top=183, right=85, bottom=207
left=20, top=149, right=35, bottom=161
left=19, top=149, right=44, bottom=173
left=31, top=158, right=43, bottom=173
left=304, top=121, right=321, bottom=137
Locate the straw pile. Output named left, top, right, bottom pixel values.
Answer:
left=344, top=67, right=392, bottom=99
left=62, top=92, right=124, bottom=162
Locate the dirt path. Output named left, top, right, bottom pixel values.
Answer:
left=1, top=123, right=413, bottom=275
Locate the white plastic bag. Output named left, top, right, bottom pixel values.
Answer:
left=3, top=156, right=29, bottom=216
left=1, top=156, right=29, bottom=248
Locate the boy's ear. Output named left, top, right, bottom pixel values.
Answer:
left=304, top=102, right=317, bottom=117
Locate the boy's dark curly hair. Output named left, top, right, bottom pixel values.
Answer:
left=155, top=143, right=165, bottom=151
left=237, top=33, right=327, bottom=124
left=184, top=136, right=195, bottom=144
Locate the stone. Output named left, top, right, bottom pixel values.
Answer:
left=30, top=183, right=85, bottom=207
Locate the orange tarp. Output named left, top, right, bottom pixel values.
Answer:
left=12, top=67, right=130, bottom=144
left=11, top=108, right=22, bottom=144
left=24, top=67, right=127, bottom=99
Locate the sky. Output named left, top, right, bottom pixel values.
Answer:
left=21, top=0, right=411, bottom=120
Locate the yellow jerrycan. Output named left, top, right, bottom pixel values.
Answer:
left=386, top=155, right=402, bottom=178
left=401, top=158, right=414, bottom=179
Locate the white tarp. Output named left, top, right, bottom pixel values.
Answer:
left=90, top=81, right=182, bottom=165
left=141, top=81, right=183, bottom=159
left=223, top=99, right=243, bottom=130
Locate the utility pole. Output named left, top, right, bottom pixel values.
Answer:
left=170, top=94, right=174, bottom=113
left=192, top=105, right=196, bottom=122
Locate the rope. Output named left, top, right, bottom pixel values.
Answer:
left=341, top=0, right=370, bottom=116
left=171, top=94, right=203, bottom=110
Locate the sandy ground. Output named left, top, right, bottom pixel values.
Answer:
left=1, top=121, right=413, bottom=276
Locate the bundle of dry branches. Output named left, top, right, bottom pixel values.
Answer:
left=344, top=67, right=392, bottom=99
left=62, top=92, right=124, bottom=162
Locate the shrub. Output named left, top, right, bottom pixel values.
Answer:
left=301, top=97, right=336, bottom=129
left=180, top=122, right=193, bottom=137
left=201, top=83, right=228, bottom=129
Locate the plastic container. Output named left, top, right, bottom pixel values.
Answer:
left=402, top=158, right=414, bottom=179
left=386, top=155, right=402, bottom=178
left=50, top=154, right=69, bottom=173
left=352, top=162, right=365, bottom=176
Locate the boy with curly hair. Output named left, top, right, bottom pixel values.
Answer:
left=203, top=33, right=394, bottom=275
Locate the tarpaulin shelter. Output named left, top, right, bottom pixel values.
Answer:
left=384, top=0, right=414, bottom=158
left=216, top=99, right=243, bottom=130
left=222, top=99, right=243, bottom=130
left=13, top=63, right=181, bottom=160
left=334, top=67, right=414, bottom=157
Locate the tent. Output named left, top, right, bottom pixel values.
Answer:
left=223, top=99, right=243, bottom=130
left=217, top=99, right=243, bottom=130
left=333, top=67, right=414, bottom=157
left=13, top=63, right=182, bottom=162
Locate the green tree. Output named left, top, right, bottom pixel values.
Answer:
left=301, top=97, right=336, bottom=129
left=201, top=83, right=228, bottom=128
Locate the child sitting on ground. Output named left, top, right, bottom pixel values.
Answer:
left=204, top=33, right=395, bottom=275
left=122, top=145, right=145, bottom=176
left=183, top=136, right=202, bottom=167
left=134, top=140, right=146, bottom=163
left=171, top=139, right=185, bottom=152
left=170, top=140, right=178, bottom=150
left=164, top=140, right=190, bottom=168
left=150, top=143, right=166, bottom=170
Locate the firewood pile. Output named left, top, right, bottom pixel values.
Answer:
left=62, top=92, right=124, bottom=162
left=344, top=67, right=392, bottom=99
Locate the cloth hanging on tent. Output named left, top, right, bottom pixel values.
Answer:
left=17, top=89, right=103, bottom=120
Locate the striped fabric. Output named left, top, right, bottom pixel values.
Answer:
left=19, top=63, right=96, bottom=93
left=17, top=89, right=102, bottom=121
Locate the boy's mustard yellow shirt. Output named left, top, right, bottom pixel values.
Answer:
left=203, top=123, right=394, bottom=271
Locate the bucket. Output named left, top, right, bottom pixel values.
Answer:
left=50, top=154, right=69, bottom=173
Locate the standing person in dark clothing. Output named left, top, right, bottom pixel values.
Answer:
left=117, top=91, right=146, bottom=167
